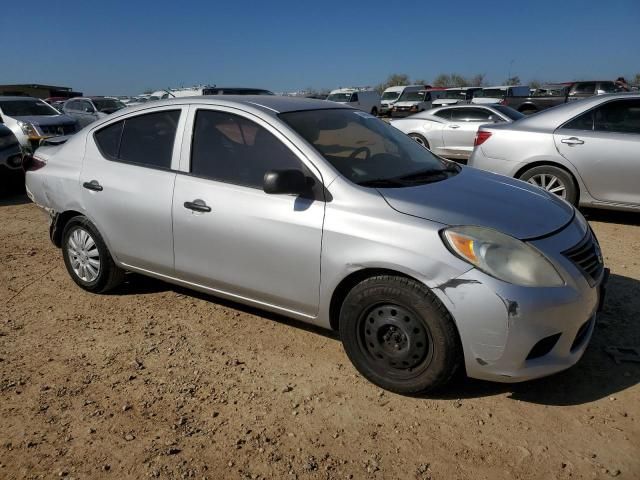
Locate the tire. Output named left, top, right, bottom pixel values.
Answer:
left=408, top=133, right=430, bottom=149
left=371, top=107, right=378, bottom=116
left=339, top=275, right=462, bottom=394
left=520, top=108, right=537, bottom=115
left=62, top=216, right=125, bottom=293
left=519, top=165, right=578, bottom=205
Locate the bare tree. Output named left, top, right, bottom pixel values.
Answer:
left=432, top=74, right=452, bottom=87
left=376, top=73, right=411, bottom=93
left=468, top=74, right=486, bottom=87
left=504, top=76, right=521, bottom=85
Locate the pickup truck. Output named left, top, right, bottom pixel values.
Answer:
left=504, top=81, right=618, bottom=114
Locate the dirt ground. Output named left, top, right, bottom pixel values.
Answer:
left=1, top=190, right=638, bottom=480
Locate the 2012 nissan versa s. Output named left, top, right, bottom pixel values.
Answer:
left=25, top=96, right=607, bottom=394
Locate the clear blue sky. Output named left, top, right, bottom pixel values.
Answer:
left=2, top=0, right=638, bottom=95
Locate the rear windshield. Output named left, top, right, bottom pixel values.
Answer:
left=0, top=99, right=59, bottom=116
left=491, top=105, right=525, bottom=121
left=92, top=98, right=125, bottom=113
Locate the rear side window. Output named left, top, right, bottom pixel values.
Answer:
left=95, top=121, right=124, bottom=158
left=573, top=82, right=596, bottom=94
left=94, top=110, right=180, bottom=169
left=351, top=93, right=359, bottom=102
left=561, top=111, right=594, bottom=131
left=450, top=108, right=493, bottom=122
left=434, top=109, right=452, bottom=120
left=593, top=100, right=640, bottom=134
left=190, top=110, right=303, bottom=188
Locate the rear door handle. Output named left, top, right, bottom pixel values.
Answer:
left=83, top=180, right=103, bottom=191
left=561, top=137, right=584, bottom=146
left=184, top=199, right=211, bottom=213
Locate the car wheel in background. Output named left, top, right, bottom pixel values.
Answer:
left=519, top=165, right=577, bottom=204
left=62, top=216, right=125, bottom=293
left=520, top=107, right=538, bottom=115
left=408, top=133, right=430, bottom=149
left=371, top=107, right=378, bottom=116
left=339, top=275, right=461, bottom=394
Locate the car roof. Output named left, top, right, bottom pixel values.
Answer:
left=0, top=96, right=42, bottom=101
left=501, top=93, right=640, bottom=130
left=117, top=95, right=349, bottom=116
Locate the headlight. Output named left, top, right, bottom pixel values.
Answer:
left=17, top=121, right=40, bottom=137
left=441, top=226, right=564, bottom=287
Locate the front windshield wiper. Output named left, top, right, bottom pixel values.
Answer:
left=357, top=178, right=409, bottom=188
left=393, top=165, right=460, bottom=183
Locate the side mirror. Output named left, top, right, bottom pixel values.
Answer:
left=263, top=169, right=309, bottom=195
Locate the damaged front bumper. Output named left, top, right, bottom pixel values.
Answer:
left=431, top=223, right=607, bottom=383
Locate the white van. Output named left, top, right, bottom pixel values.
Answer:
left=379, top=85, right=430, bottom=116
left=391, top=88, right=447, bottom=117
left=326, top=88, right=381, bottom=115
left=471, top=85, right=530, bottom=105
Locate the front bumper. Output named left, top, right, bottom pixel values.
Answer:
left=432, top=220, right=606, bottom=383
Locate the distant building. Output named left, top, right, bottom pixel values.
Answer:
left=0, top=84, right=82, bottom=99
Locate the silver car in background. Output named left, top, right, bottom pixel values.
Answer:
left=25, top=97, right=606, bottom=394
left=391, top=104, right=524, bottom=162
left=469, top=94, right=640, bottom=210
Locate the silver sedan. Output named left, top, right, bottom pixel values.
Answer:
left=25, top=97, right=606, bottom=394
left=390, top=105, right=524, bottom=161
left=469, top=93, right=640, bottom=210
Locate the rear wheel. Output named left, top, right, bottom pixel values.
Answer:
left=519, top=165, right=577, bottom=204
left=62, top=216, right=124, bottom=293
left=339, top=275, right=461, bottom=394
left=409, top=133, right=430, bottom=149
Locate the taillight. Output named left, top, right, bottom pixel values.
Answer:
left=474, top=131, right=492, bottom=147
left=22, top=154, right=47, bottom=172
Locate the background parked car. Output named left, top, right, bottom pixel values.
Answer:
left=202, top=87, right=274, bottom=95
left=503, top=81, right=619, bottom=114
left=0, top=96, right=78, bottom=151
left=326, top=88, right=381, bottom=115
left=431, top=87, right=483, bottom=107
left=0, top=123, right=23, bottom=171
left=471, top=85, right=531, bottom=105
left=391, top=88, right=447, bottom=117
left=63, top=97, right=126, bottom=128
left=391, top=104, right=524, bottom=161
left=469, top=93, right=640, bottom=210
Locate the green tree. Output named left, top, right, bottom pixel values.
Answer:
left=376, top=73, right=411, bottom=93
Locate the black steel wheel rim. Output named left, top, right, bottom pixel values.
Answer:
left=357, top=304, right=434, bottom=378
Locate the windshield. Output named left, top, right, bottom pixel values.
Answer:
left=533, top=85, right=567, bottom=97
left=0, top=99, right=59, bottom=116
left=280, top=109, right=458, bottom=187
left=477, top=89, right=507, bottom=98
left=92, top=98, right=125, bottom=113
left=327, top=93, right=353, bottom=102
left=381, top=91, right=401, bottom=101
left=398, top=91, right=425, bottom=102
left=491, top=105, right=525, bottom=121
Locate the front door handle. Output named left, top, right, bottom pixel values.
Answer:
left=449, top=124, right=460, bottom=129
left=561, top=137, right=584, bottom=146
left=83, top=180, right=103, bottom=191
left=184, top=199, right=211, bottom=213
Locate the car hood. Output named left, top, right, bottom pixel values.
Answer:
left=12, top=114, right=77, bottom=126
left=377, top=167, right=574, bottom=240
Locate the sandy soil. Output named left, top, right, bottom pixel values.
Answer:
left=1, top=192, right=638, bottom=480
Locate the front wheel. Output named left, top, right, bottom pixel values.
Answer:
left=339, top=275, right=461, bottom=394
left=519, top=165, right=577, bottom=204
left=62, top=216, right=125, bottom=293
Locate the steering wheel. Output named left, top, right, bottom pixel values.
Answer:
left=349, top=146, right=371, bottom=161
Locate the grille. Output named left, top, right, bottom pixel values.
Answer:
left=39, top=124, right=76, bottom=136
left=563, top=230, right=604, bottom=287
